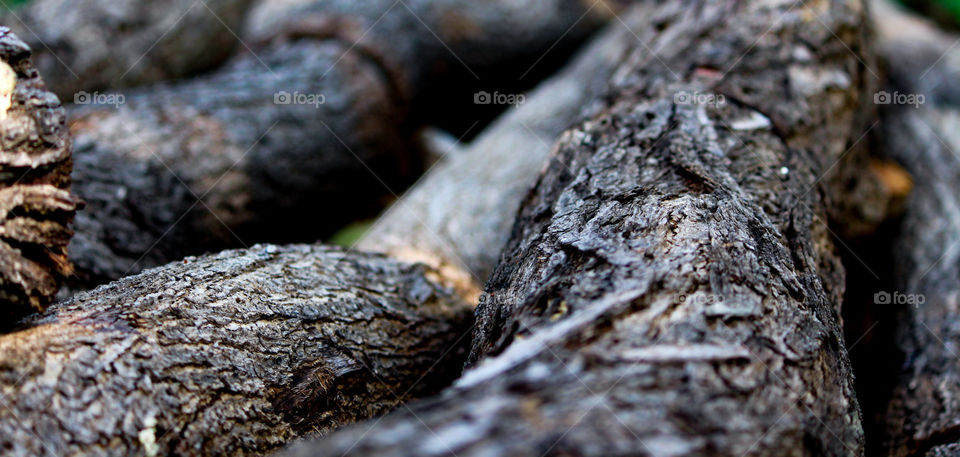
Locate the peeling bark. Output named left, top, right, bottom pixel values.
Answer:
left=0, top=244, right=471, bottom=457
left=870, top=2, right=960, bottom=455
left=0, top=0, right=253, bottom=99
left=0, top=28, right=79, bottom=323
left=279, top=1, right=872, bottom=456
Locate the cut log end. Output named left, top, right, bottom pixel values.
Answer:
left=0, top=28, right=80, bottom=323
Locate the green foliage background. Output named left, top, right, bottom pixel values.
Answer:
left=900, top=0, right=960, bottom=27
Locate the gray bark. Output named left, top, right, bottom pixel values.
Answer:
left=67, top=37, right=415, bottom=289
left=0, top=244, right=472, bottom=457
left=66, top=0, right=612, bottom=291
left=358, top=5, right=647, bottom=297
left=0, top=28, right=79, bottom=323
left=0, top=3, right=625, bottom=452
left=279, top=0, right=873, bottom=456
left=0, top=0, right=253, bottom=99
left=243, top=0, right=613, bottom=100
left=870, top=2, right=960, bottom=455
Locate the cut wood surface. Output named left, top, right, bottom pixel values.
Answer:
left=359, top=6, right=645, bottom=297
left=871, top=2, right=960, bottom=455
left=0, top=0, right=253, bottom=99
left=66, top=0, right=613, bottom=291
left=0, top=244, right=472, bottom=457
left=279, top=0, right=873, bottom=455
left=0, top=27, right=79, bottom=324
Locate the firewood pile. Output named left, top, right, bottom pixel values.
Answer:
left=0, top=0, right=957, bottom=455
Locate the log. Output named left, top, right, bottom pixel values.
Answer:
left=67, top=37, right=416, bottom=289
left=66, top=0, right=612, bottom=291
left=0, top=5, right=623, bottom=450
left=882, top=107, right=960, bottom=457
left=869, top=2, right=960, bottom=455
left=278, top=0, right=873, bottom=456
left=358, top=4, right=644, bottom=296
left=244, top=0, right=614, bottom=100
left=0, top=28, right=79, bottom=324
left=0, top=0, right=253, bottom=99
left=0, top=244, right=472, bottom=457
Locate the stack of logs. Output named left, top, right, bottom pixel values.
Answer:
left=0, top=0, right=957, bottom=455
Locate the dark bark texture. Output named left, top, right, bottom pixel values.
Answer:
left=871, top=2, right=960, bottom=455
left=0, top=0, right=253, bottom=99
left=67, top=37, right=415, bottom=290
left=0, top=244, right=471, bottom=457
left=0, top=28, right=79, bottom=323
left=279, top=0, right=873, bottom=456
left=244, top=0, right=612, bottom=101
left=359, top=6, right=645, bottom=297
left=66, top=0, right=611, bottom=291
left=883, top=107, right=960, bottom=457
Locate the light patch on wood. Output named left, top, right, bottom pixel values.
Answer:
left=0, top=62, right=16, bottom=121
left=138, top=415, right=159, bottom=457
left=870, top=158, right=913, bottom=199
left=615, top=344, right=752, bottom=362
left=384, top=243, right=481, bottom=305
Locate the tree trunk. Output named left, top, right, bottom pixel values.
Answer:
left=0, top=244, right=472, bottom=457
left=0, top=27, right=79, bottom=323
left=65, top=0, right=611, bottom=291
left=870, top=2, right=960, bottom=455
left=278, top=0, right=873, bottom=456
left=0, top=0, right=253, bottom=99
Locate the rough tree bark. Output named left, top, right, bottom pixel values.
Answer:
left=279, top=0, right=874, bottom=456
left=0, top=244, right=472, bottom=457
left=0, top=28, right=79, bottom=323
left=870, top=2, right=960, bottom=455
left=243, top=0, right=613, bottom=101
left=67, top=37, right=416, bottom=289
left=0, top=6, right=626, bottom=452
left=0, top=0, right=253, bottom=99
left=66, top=0, right=611, bottom=291
left=359, top=4, right=646, bottom=297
